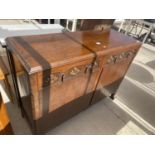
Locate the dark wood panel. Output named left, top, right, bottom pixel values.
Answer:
left=36, top=92, right=93, bottom=134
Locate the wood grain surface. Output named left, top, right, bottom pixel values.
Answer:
left=6, top=29, right=141, bottom=134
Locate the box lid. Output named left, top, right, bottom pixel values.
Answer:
left=6, top=29, right=141, bottom=74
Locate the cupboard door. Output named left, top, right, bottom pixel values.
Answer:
left=36, top=61, right=102, bottom=133
left=38, top=60, right=102, bottom=115
left=91, top=50, right=137, bottom=104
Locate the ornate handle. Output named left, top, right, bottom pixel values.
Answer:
left=44, top=76, right=51, bottom=83
left=44, top=73, right=60, bottom=85
left=70, top=67, right=80, bottom=76
left=51, top=74, right=59, bottom=83
left=107, top=51, right=137, bottom=64
left=107, top=55, right=116, bottom=64
left=85, top=61, right=99, bottom=73
left=93, top=61, right=99, bottom=68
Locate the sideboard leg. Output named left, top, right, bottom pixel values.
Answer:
left=110, top=93, right=115, bottom=100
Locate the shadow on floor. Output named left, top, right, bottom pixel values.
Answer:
left=117, top=78, right=155, bottom=129
left=146, top=60, right=155, bottom=70
left=47, top=99, right=151, bottom=135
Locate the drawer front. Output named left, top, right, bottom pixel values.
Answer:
left=106, top=49, right=137, bottom=65
left=37, top=58, right=103, bottom=88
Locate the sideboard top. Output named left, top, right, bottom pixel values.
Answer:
left=6, top=29, right=141, bottom=74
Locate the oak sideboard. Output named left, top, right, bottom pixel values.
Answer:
left=6, top=29, right=141, bottom=134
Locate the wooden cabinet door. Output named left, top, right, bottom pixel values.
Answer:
left=35, top=60, right=103, bottom=133
left=38, top=59, right=102, bottom=114
left=91, top=50, right=137, bottom=104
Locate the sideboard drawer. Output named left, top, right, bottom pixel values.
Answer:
left=106, top=49, right=137, bottom=65
left=37, top=58, right=102, bottom=89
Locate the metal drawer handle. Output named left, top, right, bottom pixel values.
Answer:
left=44, top=74, right=60, bottom=85
left=70, top=67, right=80, bottom=76
left=107, top=50, right=137, bottom=64
left=107, top=56, right=116, bottom=64
left=51, top=74, right=59, bottom=83
left=93, top=61, right=99, bottom=67
left=44, top=76, right=51, bottom=84
left=85, top=61, right=98, bottom=73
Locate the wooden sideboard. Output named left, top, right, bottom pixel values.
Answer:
left=6, top=30, right=141, bottom=134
